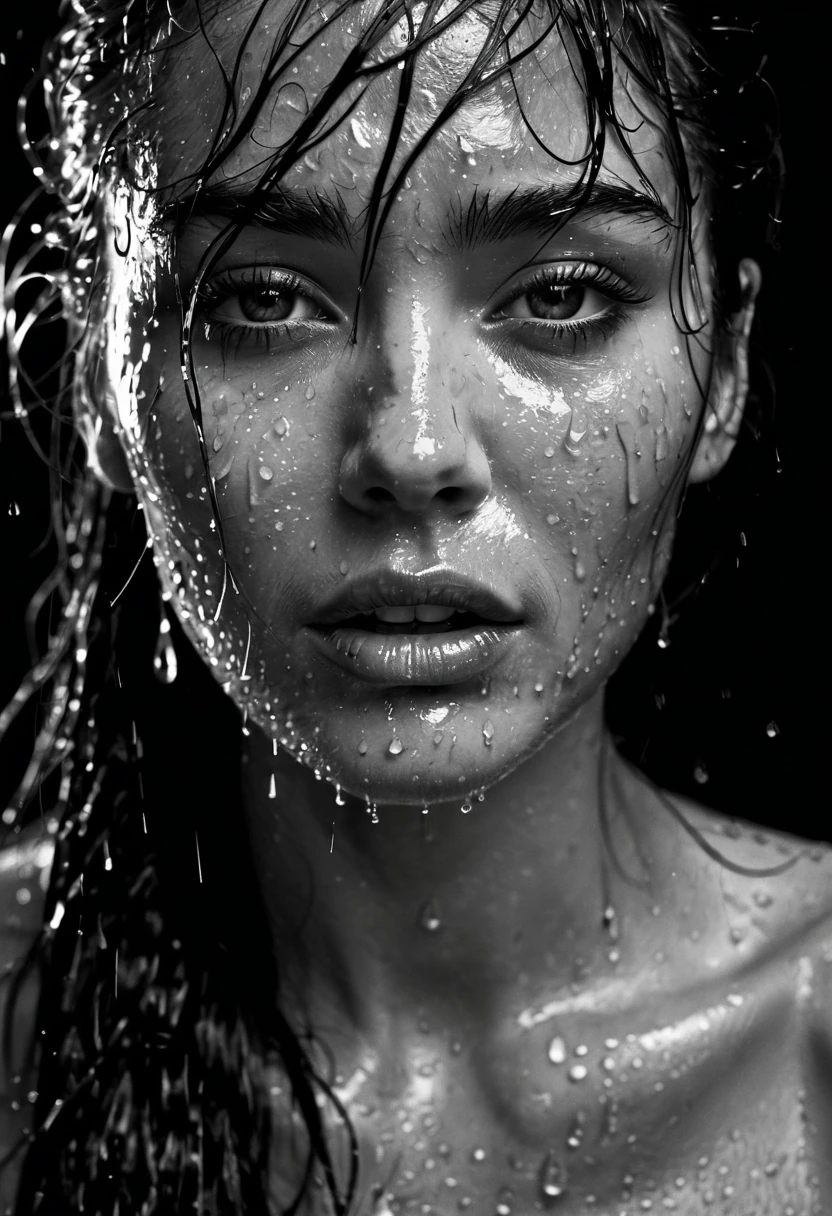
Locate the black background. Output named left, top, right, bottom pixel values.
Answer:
left=0, top=6, right=826, bottom=841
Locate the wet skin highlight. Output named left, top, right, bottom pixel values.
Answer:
left=104, top=2, right=734, bottom=807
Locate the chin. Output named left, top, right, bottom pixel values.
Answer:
left=268, top=694, right=572, bottom=807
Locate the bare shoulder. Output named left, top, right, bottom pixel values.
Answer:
left=0, top=824, right=53, bottom=1207
left=668, top=794, right=832, bottom=928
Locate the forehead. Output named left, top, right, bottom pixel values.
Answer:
left=149, top=0, right=679, bottom=222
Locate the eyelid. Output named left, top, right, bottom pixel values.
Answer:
left=488, top=260, right=650, bottom=318
left=197, top=264, right=342, bottom=322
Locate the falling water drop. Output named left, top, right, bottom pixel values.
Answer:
left=268, top=773, right=277, bottom=800
left=460, top=798, right=473, bottom=814
left=482, top=720, right=494, bottom=746
left=693, top=763, right=708, bottom=784
left=7, top=502, right=20, bottom=517
left=334, top=784, right=346, bottom=806
left=547, top=1036, right=566, bottom=1065
left=153, top=614, right=178, bottom=685
left=765, top=721, right=780, bottom=738
left=538, top=1150, right=568, bottom=1204
left=388, top=737, right=404, bottom=755
left=421, top=802, right=430, bottom=815
left=419, top=901, right=442, bottom=932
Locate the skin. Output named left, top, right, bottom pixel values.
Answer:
left=9, top=1, right=824, bottom=1212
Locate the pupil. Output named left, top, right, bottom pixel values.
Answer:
left=242, top=287, right=292, bottom=322
left=530, top=282, right=584, bottom=320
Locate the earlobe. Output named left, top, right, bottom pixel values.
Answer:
left=688, top=258, right=762, bottom=485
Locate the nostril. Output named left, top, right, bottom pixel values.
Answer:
left=366, top=486, right=396, bottom=504
left=436, top=485, right=465, bottom=505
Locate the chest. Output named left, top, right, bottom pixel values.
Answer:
left=268, top=989, right=823, bottom=1215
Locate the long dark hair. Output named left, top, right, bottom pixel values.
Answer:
left=0, top=2, right=783, bottom=1212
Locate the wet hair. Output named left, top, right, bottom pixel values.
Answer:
left=0, top=2, right=783, bottom=1212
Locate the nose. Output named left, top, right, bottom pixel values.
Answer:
left=339, top=391, right=492, bottom=516
left=339, top=288, right=494, bottom=518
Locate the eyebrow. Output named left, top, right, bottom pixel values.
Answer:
left=166, top=177, right=673, bottom=250
left=446, top=181, right=675, bottom=249
left=165, top=184, right=356, bottom=247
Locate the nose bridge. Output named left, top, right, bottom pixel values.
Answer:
left=339, top=294, right=491, bottom=515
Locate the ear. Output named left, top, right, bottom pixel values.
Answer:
left=78, top=393, right=136, bottom=494
left=688, top=258, right=762, bottom=484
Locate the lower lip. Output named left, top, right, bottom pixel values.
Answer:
left=308, top=623, right=523, bottom=685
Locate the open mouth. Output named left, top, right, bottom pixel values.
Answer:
left=331, top=606, right=519, bottom=635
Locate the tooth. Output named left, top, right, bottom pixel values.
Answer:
left=415, top=604, right=455, bottom=623
left=375, top=606, right=416, bottom=623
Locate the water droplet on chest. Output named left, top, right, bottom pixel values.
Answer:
left=539, top=1150, right=568, bottom=1204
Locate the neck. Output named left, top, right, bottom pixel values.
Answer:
left=241, top=692, right=648, bottom=1034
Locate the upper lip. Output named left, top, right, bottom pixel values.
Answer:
left=308, top=569, right=525, bottom=626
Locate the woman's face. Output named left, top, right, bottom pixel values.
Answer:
left=106, top=0, right=727, bottom=804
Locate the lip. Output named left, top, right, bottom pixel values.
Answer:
left=309, top=568, right=524, bottom=626
left=308, top=622, right=523, bottom=685
left=306, top=568, right=525, bottom=686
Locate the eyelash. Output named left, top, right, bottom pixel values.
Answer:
left=489, top=262, right=652, bottom=352
left=194, top=260, right=651, bottom=356
left=196, top=267, right=335, bottom=354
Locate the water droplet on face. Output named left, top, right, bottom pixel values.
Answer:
left=471, top=1147, right=486, bottom=1163
left=563, top=407, right=588, bottom=457
left=258, top=464, right=274, bottom=481
left=350, top=117, right=373, bottom=149
left=388, top=737, right=403, bottom=755
left=544, top=446, right=555, bottom=458
left=358, top=739, right=369, bottom=755
left=567, top=1063, right=588, bottom=1082
left=546, top=513, right=559, bottom=526
left=432, top=731, right=443, bottom=746
left=419, top=900, right=441, bottom=931
left=616, top=420, right=641, bottom=506
left=539, top=1150, right=568, bottom=1204
left=482, top=719, right=494, bottom=746
left=305, top=385, right=315, bottom=400
left=278, top=81, right=308, bottom=114
left=273, top=417, right=288, bottom=437
left=547, top=1036, right=566, bottom=1065
left=212, top=434, right=224, bottom=451
left=655, top=422, right=668, bottom=462
left=339, top=560, right=349, bottom=575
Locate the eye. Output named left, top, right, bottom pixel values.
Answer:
left=496, top=279, right=602, bottom=323
left=198, top=268, right=336, bottom=330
